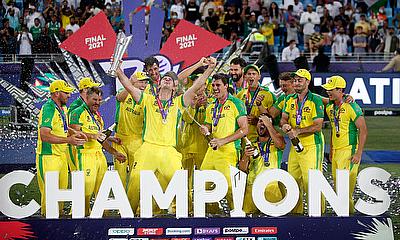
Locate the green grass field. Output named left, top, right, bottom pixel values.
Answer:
left=2, top=116, right=400, bottom=238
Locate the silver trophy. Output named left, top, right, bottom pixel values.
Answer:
left=108, top=32, right=132, bottom=77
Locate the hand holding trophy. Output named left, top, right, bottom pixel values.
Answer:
left=107, top=31, right=132, bottom=77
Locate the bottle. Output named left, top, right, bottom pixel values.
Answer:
left=290, top=136, right=304, bottom=153
left=98, top=123, right=116, bottom=144
left=244, top=136, right=260, bottom=158
left=204, top=131, right=217, bottom=150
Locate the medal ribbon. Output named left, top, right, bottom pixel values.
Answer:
left=295, top=95, right=308, bottom=126
left=155, top=95, right=173, bottom=123
left=87, top=108, right=101, bottom=130
left=333, top=101, right=343, bottom=137
left=258, top=138, right=272, bottom=165
left=52, top=100, right=68, bottom=133
left=246, top=86, right=260, bottom=115
left=149, top=83, right=158, bottom=96
left=212, top=97, right=227, bottom=127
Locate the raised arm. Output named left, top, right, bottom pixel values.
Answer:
left=183, top=57, right=216, bottom=107
left=177, top=57, right=209, bottom=83
left=260, top=115, right=285, bottom=150
left=116, top=68, right=142, bottom=103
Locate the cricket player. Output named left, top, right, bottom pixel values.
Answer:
left=269, top=72, right=295, bottom=123
left=67, top=77, right=100, bottom=171
left=113, top=71, right=149, bottom=188
left=69, top=87, right=126, bottom=216
left=228, top=57, right=247, bottom=95
left=280, top=69, right=326, bottom=214
left=200, top=73, right=249, bottom=214
left=115, top=57, right=216, bottom=215
left=237, top=64, right=276, bottom=142
left=36, top=80, right=87, bottom=216
left=322, top=75, right=367, bottom=213
left=240, top=114, right=285, bottom=214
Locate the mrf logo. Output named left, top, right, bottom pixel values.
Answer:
left=137, top=228, right=163, bottom=236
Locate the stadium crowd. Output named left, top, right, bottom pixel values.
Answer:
left=1, top=0, right=399, bottom=58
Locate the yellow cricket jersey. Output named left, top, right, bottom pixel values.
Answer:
left=139, top=92, right=185, bottom=147
left=326, top=102, right=363, bottom=149
left=36, top=99, right=69, bottom=155
left=205, top=94, right=247, bottom=151
left=272, top=93, right=286, bottom=125
left=273, top=93, right=286, bottom=112
left=247, top=139, right=283, bottom=184
left=181, top=105, right=208, bottom=154
left=69, top=103, right=104, bottom=152
left=68, top=97, right=85, bottom=119
left=236, top=86, right=276, bottom=141
left=115, top=91, right=144, bottom=137
left=283, top=91, right=325, bottom=147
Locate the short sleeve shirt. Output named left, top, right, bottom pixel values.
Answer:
left=283, top=91, right=325, bottom=146
left=115, top=90, right=144, bottom=137
left=139, top=92, right=185, bottom=147
left=326, top=102, right=363, bottom=149
left=36, top=99, right=68, bottom=155
left=70, top=103, right=104, bottom=152
left=205, top=94, right=247, bottom=151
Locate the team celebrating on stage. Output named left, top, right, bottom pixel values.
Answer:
left=35, top=55, right=367, bottom=217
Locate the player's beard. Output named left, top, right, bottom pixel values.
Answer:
left=230, top=73, right=242, bottom=82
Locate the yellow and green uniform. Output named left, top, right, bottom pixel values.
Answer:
left=228, top=80, right=244, bottom=97
left=66, top=96, right=85, bottom=171
left=113, top=92, right=144, bottom=189
left=326, top=101, right=363, bottom=213
left=181, top=105, right=209, bottom=211
left=243, top=139, right=284, bottom=214
left=36, top=99, right=69, bottom=216
left=282, top=90, right=325, bottom=214
left=126, top=92, right=185, bottom=214
left=272, top=93, right=286, bottom=125
left=201, top=94, right=246, bottom=213
left=237, top=86, right=276, bottom=142
left=70, top=103, right=106, bottom=216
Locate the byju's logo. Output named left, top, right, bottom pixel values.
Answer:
left=194, top=228, right=220, bottom=235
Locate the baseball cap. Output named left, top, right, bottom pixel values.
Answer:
left=307, top=3, right=313, bottom=7
left=162, top=71, right=178, bottom=81
left=134, top=71, right=150, bottom=81
left=78, top=77, right=100, bottom=90
left=244, top=64, right=260, bottom=75
left=322, top=76, right=346, bottom=90
left=49, top=80, right=74, bottom=93
left=294, top=69, right=311, bottom=81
